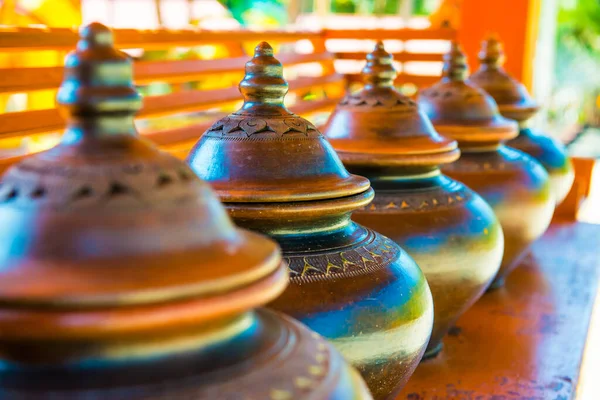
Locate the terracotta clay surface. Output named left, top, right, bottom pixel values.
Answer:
left=324, top=42, right=503, bottom=359
left=0, top=23, right=371, bottom=399
left=399, top=220, right=600, bottom=399
left=419, top=42, right=555, bottom=289
left=188, top=42, right=433, bottom=400
left=470, top=36, right=574, bottom=204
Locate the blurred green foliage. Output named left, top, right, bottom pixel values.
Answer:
left=217, top=0, right=439, bottom=24
left=557, top=0, right=600, bottom=57
left=554, top=0, right=600, bottom=126
left=217, top=0, right=288, bottom=27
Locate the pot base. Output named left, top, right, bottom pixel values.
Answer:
left=487, top=277, right=506, bottom=291
left=422, top=342, right=443, bottom=360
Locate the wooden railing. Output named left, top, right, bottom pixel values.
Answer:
left=324, top=28, right=456, bottom=90
left=0, top=26, right=456, bottom=170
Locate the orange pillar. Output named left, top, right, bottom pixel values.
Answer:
left=457, top=0, right=540, bottom=89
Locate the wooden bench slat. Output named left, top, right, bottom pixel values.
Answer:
left=0, top=108, right=64, bottom=138
left=335, top=52, right=444, bottom=62
left=0, top=73, right=345, bottom=139
left=0, top=27, right=324, bottom=52
left=291, top=97, right=340, bottom=115
left=145, top=96, right=341, bottom=146
left=0, top=52, right=334, bottom=94
left=0, top=26, right=459, bottom=172
left=345, top=73, right=439, bottom=87
left=128, top=74, right=344, bottom=118
left=0, top=95, right=342, bottom=173
left=0, top=66, right=64, bottom=94
left=324, top=28, right=457, bottom=41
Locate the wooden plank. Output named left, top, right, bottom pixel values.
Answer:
left=335, top=52, right=444, bottom=62
left=0, top=96, right=342, bottom=172
left=0, top=95, right=342, bottom=172
left=292, top=97, right=340, bottom=115
left=0, top=109, right=64, bottom=138
left=0, top=73, right=345, bottom=139
left=324, top=28, right=457, bottom=41
left=0, top=27, right=323, bottom=52
left=0, top=66, right=64, bottom=94
left=399, top=220, right=600, bottom=399
left=144, top=120, right=215, bottom=147
left=0, top=52, right=334, bottom=94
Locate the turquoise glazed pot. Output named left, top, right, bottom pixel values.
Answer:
left=187, top=42, right=433, bottom=399
left=470, top=36, right=574, bottom=204
left=324, top=42, right=504, bottom=359
left=419, top=42, right=555, bottom=289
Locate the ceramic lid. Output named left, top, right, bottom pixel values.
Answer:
left=469, top=35, right=540, bottom=122
left=0, top=23, right=284, bottom=317
left=187, top=42, right=370, bottom=203
left=418, top=42, right=518, bottom=144
left=324, top=41, right=459, bottom=167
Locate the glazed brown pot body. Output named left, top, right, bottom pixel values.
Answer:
left=188, top=42, right=433, bottom=400
left=225, top=199, right=433, bottom=399
left=419, top=42, right=555, bottom=288
left=470, top=36, right=574, bottom=204
left=0, top=308, right=369, bottom=399
left=0, top=24, right=372, bottom=400
left=323, top=42, right=503, bottom=358
left=441, top=145, right=554, bottom=288
left=347, top=169, right=503, bottom=356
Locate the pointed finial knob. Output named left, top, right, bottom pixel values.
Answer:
left=78, top=22, right=114, bottom=49
left=362, top=41, right=397, bottom=89
left=57, top=22, right=141, bottom=128
left=239, top=42, right=289, bottom=109
left=442, top=41, right=468, bottom=82
left=478, top=34, right=505, bottom=69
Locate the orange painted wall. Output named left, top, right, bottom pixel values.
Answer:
left=457, top=0, right=537, bottom=86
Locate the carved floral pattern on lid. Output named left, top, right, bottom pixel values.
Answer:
left=204, top=42, right=322, bottom=140
left=337, top=41, right=418, bottom=111
left=417, top=41, right=518, bottom=143
left=189, top=42, right=370, bottom=203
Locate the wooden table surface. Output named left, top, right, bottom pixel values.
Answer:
left=398, top=219, right=600, bottom=400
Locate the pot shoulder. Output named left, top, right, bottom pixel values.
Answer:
left=508, top=129, right=572, bottom=171
left=353, top=176, right=501, bottom=250
left=278, top=226, right=431, bottom=314
left=271, top=226, right=433, bottom=399
left=442, top=146, right=552, bottom=204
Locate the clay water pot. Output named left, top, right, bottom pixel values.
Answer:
left=470, top=36, right=574, bottom=204
left=0, top=23, right=371, bottom=399
left=324, top=42, right=504, bottom=359
left=187, top=42, right=433, bottom=399
left=418, top=42, right=555, bottom=289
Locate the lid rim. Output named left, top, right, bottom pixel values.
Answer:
left=336, top=147, right=461, bottom=167
left=0, top=264, right=288, bottom=341
left=433, top=121, right=518, bottom=142
left=212, top=175, right=371, bottom=203
left=498, top=103, right=540, bottom=122
left=0, top=230, right=282, bottom=310
left=225, top=188, right=374, bottom=211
